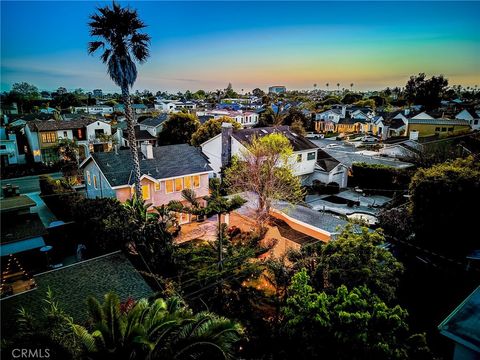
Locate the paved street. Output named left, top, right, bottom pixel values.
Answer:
left=0, top=172, right=62, bottom=195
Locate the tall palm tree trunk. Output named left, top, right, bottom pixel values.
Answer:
left=218, top=213, right=223, bottom=271
left=122, top=85, right=142, bottom=198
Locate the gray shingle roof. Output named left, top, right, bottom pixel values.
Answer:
left=317, top=149, right=340, bottom=172
left=89, top=144, right=213, bottom=187
left=139, top=113, right=168, bottom=127
left=232, top=126, right=318, bottom=152
left=28, top=118, right=96, bottom=132
left=408, top=118, right=470, bottom=126
left=0, top=252, right=153, bottom=330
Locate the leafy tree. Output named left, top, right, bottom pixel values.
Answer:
left=252, top=88, right=265, bottom=97
left=88, top=2, right=151, bottom=198
left=281, top=269, right=420, bottom=360
left=56, top=138, right=79, bottom=181
left=354, top=99, right=376, bottom=109
left=404, top=73, right=448, bottom=110
left=342, top=92, right=363, bottom=104
left=409, top=156, right=480, bottom=256
left=72, top=292, right=244, bottom=360
left=224, top=133, right=304, bottom=231
left=283, top=107, right=311, bottom=129
left=158, top=112, right=200, bottom=145
left=7, top=82, right=40, bottom=113
left=314, top=226, right=404, bottom=302
left=290, top=119, right=306, bottom=136
left=191, top=116, right=241, bottom=147
left=224, top=82, right=238, bottom=98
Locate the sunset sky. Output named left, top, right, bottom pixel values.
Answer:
left=1, top=1, right=479, bottom=93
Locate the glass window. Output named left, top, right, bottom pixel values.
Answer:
left=93, top=175, right=98, bottom=189
left=86, top=171, right=91, bottom=185
left=175, top=178, right=183, bottom=192
left=297, top=154, right=302, bottom=162
left=441, top=127, right=446, bottom=132
left=165, top=180, right=174, bottom=194
left=193, top=175, right=200, bottom=188
left=474, top=120, right=479, bottom=125
left=435, top=127, right=440, bottom=131
left=448, top=127, right=454, bottom=132
left=307, top=152, right=316, bottom=161
left=41, top=132, right=56, bottom=143
left=154, top=182, right=160, bottom=191
left=63, top=131, right=68, bottom=138
left=184, top=176, right=192, bottom=189
left=142, top=185, right=150, bottom=199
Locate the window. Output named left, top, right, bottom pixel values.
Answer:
left=86, top=171, right=91, bottom=185
left=193, top=175, right=200, bottom=188
left=307, top=152, right=316, bottom=161
left=435, top=127, right=440, bottom=132
left=175, top=178, right=183, bottom=192
left=0, top=145, right=6, bottom=150
left=297, top=154, right=302, bottom=162
left=184, top=176, right=192, bottom=189
left=63, top=131, right=68, bottom=138
left=441, top=127, right=446, bottom=132
left=475, top=120, right=479, bottom=125
left=448, top=127, right=454, bottom=132
left=41, top=132, right=56, bottom=143
left=142, top=185, right=150, bottom=199
left=95, top=129, right=105, bottom=137
left=154, top=182, right=160, bottom=191
left=165, top=180, right=174, bottom=194
left=93, top=175, right=98, bottom=189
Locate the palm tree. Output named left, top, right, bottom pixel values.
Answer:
left=337, top=83, right=340, bottom=91
left=350, top=83, right=354, bottom=91
left=326, top=83, right=329, bottom=91
left=88, top=2, right=150, bottom=198
left=73, top=292, right=243, bottom=360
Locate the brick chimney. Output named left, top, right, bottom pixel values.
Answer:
left=141, top=141, right=154, bottom=159
left=221, top=122, right=233, bottom=168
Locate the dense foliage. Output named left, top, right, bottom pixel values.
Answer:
left=350, top=162, right=413, bottom=195
left=158, top=113, right=200, bottom=145
left=190, top=116, right=241, bottom=147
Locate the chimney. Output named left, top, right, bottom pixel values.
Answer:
left=141, top=141, right=154, bottom=159
left=221, top=122, right=233, bottom=168
left=341, top=105, right=346, bottom=118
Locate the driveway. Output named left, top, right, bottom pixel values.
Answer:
left=1, top=172, right=62, bottom=195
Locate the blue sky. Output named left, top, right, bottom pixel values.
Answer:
left=1, top=1, right=479, bottom=93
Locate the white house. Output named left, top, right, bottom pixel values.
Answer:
left=455, top=109, right=480, bottom=131
left=138, top=114, right=168, bottom=137
left=197, top=109, right=259, bottom=128
left=308, top=149, right=348, bottom=188
left=201, top=124, right=319, bottom=184
left=154, top=100, right=197, bottom=113
left=74, top=106, right=113, bottom=114
left=315, top=107, right=346, bottom=123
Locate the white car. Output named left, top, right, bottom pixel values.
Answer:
left=361, top=136, right=379, bottom=143
left=305, top=132, right=324, bottom=140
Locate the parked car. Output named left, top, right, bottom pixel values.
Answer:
left=361, top=135, right=379, bottom=143
left=305, top=132, right=324, bottom=140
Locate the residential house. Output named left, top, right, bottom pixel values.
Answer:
left=200, top=124, right=319, bottom=184
left=196, top=109, right=259, bottom=128
left=80, top=143, right=213, bottom=224
left=0, top=130, right=24, bottom=166
left=115, top=124, right=157, bottom=148
left=154, top=100, right=197, bottom=113
left=73, top=106, right=113, bottom=115
left=406, top=118, right=471, bottom=138
left=455, top=109, right=480, bottom=131
left=138, top=113, right=168, bottom=137
left=25, top=118, right=112, bottom=163
left=307, top=149, right=348, bottom=188
left=114, top=103, right=149, bottom=114
left=438, top=286, right=480, bottom=360
left=379, top=137, right=423, bottom=160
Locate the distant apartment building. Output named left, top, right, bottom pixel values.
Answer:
left=268, top=85, right=287, bottom=94
left=25, top=118, right=112, bottom=163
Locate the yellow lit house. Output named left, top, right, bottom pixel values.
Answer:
left=406, top=118, right=471, bottom=138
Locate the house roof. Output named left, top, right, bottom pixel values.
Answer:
left=134, top=126, right=157, bottom=141
left=139, top=113, right=168, bottom=127
left=0, top=252, right=153, bottom=330
left=88, top=144, right=213, bottom=187
left=28, top=118, right=96, bottom=132
left=231, top=126, right=318, bottom=152
left=408, top=118, right=470, bottom=126
left=324, top=149, right=414, bottom=169
left=317, top=149, right=340, bottom=172
left=6, top=113, right=54, bottom=122
left=438, top=286, right=480, bottom=353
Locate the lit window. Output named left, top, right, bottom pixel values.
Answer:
left=297, top=154, right=302, bottom=162
left=142, top=185, right=150, bottom=199
left=307, top=152, right=316, bottom=161
left=93, top=175, right=98, bottom=189
left=184, top=176, right=192, bottom=189
left=175, top=178, right=183, bottom=192
left=165, top=180, right=174, bottom=194
left=193, top=175, right=200, bottom=188
left=41, top=132, right=56, bottom=143
left=154, top=182, right=160, bottom=191
left=86, top=171, right=91, bottom=185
